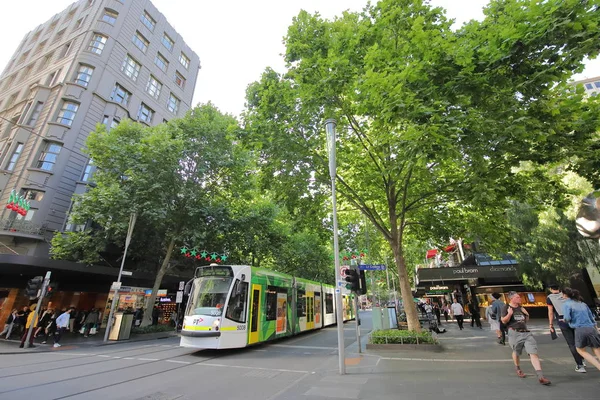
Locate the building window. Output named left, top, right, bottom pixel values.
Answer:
left=6, top=143, right=24, bottom=171
left=81, top=159, right=94, bottom=181
left=174, top=72, right=185, bottom=88
left=595, top=81, right=600, bottom=89
left=179, top=52, right=190, bottom=69
left=141, top=11, right=156, bottom=31
left=75, top=16, right=86, bottom=30
left=36, top=142, right=62, bottom=171
left=122, top=55, right=141, bottom=81
left=137, top=103, right=154, bottom=123
left=22, top=189, right=45, bottom=201
left=146, top=75, right=162, bottom=99
left=46, top=69, right=62, bottom=87
left=26, top=102, right=44, bottom=126
left=60, top=42, right=73, bottom=58
left=162, top=33, right=174, bottom=51
left=102, top=9, right=118, bottom=25
left=39, top=52, right=54, bottom=72
left=16, top=209, right=35, bottom=222
left=155, top=53, right=168, bottom=72
left=585, top=83, right=594, bottom=90
left=88, top=33, right=108, bottom=54
left=6, top=93, right=18, bottom=109
left=111, top=118, right=120, bottom=129
left=48, top=20, right=58, bottom=32
left=110, top=83, right=131, bottom=105
left=75, top=64, right=94, bottom=87
left=18, top=51, right=30, bottom=65
left=167, top=93, right=179, bottom=114
left=35, top=40, right=47, bottom=54
left=56, top=101, right=79, bottom=126
left=54, top=28, right=66, bottom=44
left=66, top=9, right=77, bottom=22
left=132, top=31, right=149, bottom=53
left=31, top=31, right=41, bottom=43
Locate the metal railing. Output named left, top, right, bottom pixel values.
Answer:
left=0, top=218, right=46, bottom=236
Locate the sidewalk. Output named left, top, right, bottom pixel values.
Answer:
left=0, top=328, right=178, bottom=354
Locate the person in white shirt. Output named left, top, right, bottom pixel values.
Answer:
left=53, top=308, right=72, bottom=348
left=451, top=298, right=465, bottom=330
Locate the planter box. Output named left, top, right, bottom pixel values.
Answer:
left=366, top=343, right=442, bottom=351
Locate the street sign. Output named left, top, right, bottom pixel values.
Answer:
left=176, top=291, right=184, bottom=303
left=337, top=281, right=345, bottom=287
left=111, top=282, right=122, bottom=290
left=335, top=288, right=341, bottom=294
left=359, top=264, right=386, bottom=271
left=340, top=266, right=349, bottom=278
left=121, top=271, right=133, bottom=276
left=178, top=281, right=185, bottom=291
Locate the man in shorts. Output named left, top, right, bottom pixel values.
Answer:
left=501, top=291, right=551, bottom=385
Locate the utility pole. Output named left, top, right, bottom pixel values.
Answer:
left=326, top=119, right=346, bottom=375
left=104, top=212, right=137, bottom=342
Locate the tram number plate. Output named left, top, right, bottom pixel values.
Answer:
left=210, top=310, right=222, bottom=316
left=237, top=325, right=246, bottom=331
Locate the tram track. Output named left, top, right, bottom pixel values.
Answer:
left=0, top=347, right=222, bottom=396
left=0, top=344, right=194, bottom=379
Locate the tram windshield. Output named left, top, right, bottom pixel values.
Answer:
left=186, top=276, right=233, bottom=317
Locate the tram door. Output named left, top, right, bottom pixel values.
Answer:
left=306, top=291, right=315, bottom=330
left=248, top=284, right=262, bottom=344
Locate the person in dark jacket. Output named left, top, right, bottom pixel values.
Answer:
left=470, top=298, right=482, bottom=329
left=0, top=309, right=18, bottom=339
left=83, top=309, right=99, bottom=337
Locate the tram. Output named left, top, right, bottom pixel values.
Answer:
left=180, top=264, right=355, bottom=349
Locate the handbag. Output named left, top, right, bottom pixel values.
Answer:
left=90, top=327, right=97, bottom=335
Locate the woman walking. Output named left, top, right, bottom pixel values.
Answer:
left=486, top=304, right=501, bottom=342
left=562, top=288, right=600, bottom=371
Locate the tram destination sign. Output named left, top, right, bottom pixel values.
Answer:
left=359, top=264, right=386, bottom=271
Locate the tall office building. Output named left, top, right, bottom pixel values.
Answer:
left=0, top=0, right=200, bottom=260
left=572, top=75, right=600, bottom=97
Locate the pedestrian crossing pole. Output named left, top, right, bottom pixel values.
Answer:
left=24, top=271, right=51, bottom=348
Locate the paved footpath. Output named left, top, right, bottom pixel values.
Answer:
left=0, top=314, right=598, bottom=399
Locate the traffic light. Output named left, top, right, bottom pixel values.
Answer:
left=25, top=276, right=43, bottom=299
left=345, top=268, right=360, bottom=292
left=357, top=269, right=367, bottom=295
left=45, top=282, right=58, bottom=297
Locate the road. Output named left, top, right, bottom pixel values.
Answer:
left=0, top=313, right=372, bottom=400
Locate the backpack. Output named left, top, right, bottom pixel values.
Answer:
left=489, top=301, right=498, bottom=320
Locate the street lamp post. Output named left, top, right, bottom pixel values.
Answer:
left=103, top=212, right=137, bottom=342
left=325, top=118, right=346, bottom=375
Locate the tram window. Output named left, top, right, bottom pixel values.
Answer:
left=225, top=279, right=248, bottom=323
left=325, top=294, right=333, bottom=314
left=266, top=287, right=277, bottom=321
left=297, top=289, right=306, bottom=318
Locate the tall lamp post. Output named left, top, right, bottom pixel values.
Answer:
left=103, top=212, right=137, bottom=342
left=326, top=118, right=346, bottom=375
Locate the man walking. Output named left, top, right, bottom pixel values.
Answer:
left=491, top=292, right=506, bottom=344
left=451, top=298, right=465, bottom=330
left=53, top=308, right=72, bottom=348
left=469, top=298, right=482, bottom=329
left=501, top=292, right=551, bottom=385
left=547, top=284, right=586, bottom=373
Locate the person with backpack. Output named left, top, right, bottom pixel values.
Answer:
left=547, top=284, right=586, bottom=373
left=0, top=309, right=17, bottom=339
left=490, top=292, right=506, bottom=344
left=562, top=287, right=600, bottom=372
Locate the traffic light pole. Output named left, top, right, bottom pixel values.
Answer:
left=24, top=271, right=50, bottom=348
left=354, top=294, right=361, bottom=353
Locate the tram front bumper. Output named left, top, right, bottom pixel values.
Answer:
left=180, top=330, right=221, bottom=338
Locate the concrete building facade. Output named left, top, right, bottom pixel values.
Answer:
left=0, top=0, right=200, bottom=259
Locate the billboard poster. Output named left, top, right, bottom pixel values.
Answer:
left=276, top=292, right=287, bottom=334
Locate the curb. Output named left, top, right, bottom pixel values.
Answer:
left=0, top=331, right=179, bottom=354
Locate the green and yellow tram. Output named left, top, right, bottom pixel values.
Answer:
left=180, top=264, right=355, bottom=349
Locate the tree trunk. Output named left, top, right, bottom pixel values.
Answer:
left=391, top=240, right=421, bottom=332
left=141, top=237, right=176, bottom=327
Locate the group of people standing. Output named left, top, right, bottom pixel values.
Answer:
left=0, top=305, right=102, bottom=348
left=483, top=287, right=600, bottom=386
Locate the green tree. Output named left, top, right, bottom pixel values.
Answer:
left=243, top=0, right=600, bottom=331
left=52, top=104, right=249, bottom=325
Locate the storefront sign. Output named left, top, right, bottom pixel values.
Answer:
left=418, top=265, right=520, bottom=282
left=159, top=297, right=172, bottom=302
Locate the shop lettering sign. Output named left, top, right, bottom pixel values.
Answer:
left=418, top=265, right=520, bottom=282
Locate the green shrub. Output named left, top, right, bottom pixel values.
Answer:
left=370, top=329, right=438, bottom=345
left=131, top=324, right=175, bottom=334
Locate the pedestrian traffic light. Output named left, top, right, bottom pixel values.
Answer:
left=45, top=282, right=58, bottom=297
left=345, top=268, right=360, bottom=292
left=25, top=276, right=43, bottom=299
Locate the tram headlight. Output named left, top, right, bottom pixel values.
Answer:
left=213, top=319, right=220, bottom=331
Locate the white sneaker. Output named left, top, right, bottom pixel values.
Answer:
left=575, top=365, right=586, bottom=373
left=53, top=343, right=61, bottom=348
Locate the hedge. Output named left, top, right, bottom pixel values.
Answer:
left=131, top=324, right=175, bottom=334
left=370, top=329, right=438, bottom=345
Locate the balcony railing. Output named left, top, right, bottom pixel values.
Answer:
left=0, top=218, right=46, bottom=237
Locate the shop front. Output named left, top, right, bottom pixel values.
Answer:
left=416, top=254, right=548, bottom=318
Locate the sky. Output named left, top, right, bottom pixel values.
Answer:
left=1, top=0, right=599, bottom=117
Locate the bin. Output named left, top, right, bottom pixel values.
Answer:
left=108, top=312, right=134, bottom=341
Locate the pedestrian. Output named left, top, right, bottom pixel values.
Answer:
left=34, top=308, right=52, bottom=339
left=562, top=288, right=600, bottom=372
left=486, top=304, right=500, bottom=337
left=470, top=298, right=482, bottom=329
left=547, top=284, right=586, bottom=373
left=490, top=292, right=506, bottom=345
left=134, top=307, right=144, bottom=327
left=433, top=303, right=442, bottom=325
left=501, top=291, right=551, bottom=385
left=82, top=308, right=99, bottom=337
left=442, top=303, right=450, bottom=322
left=19, top=304, right=38, bottom=348
left=53, top=308, right=72, bottom=348
left=152, top=306, right=159, bottom=325
left=41, top=309, right=57, bottom=344
left=0, top=309, right=18, bottom=339
left=451, top=298, right=465, bottom=330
